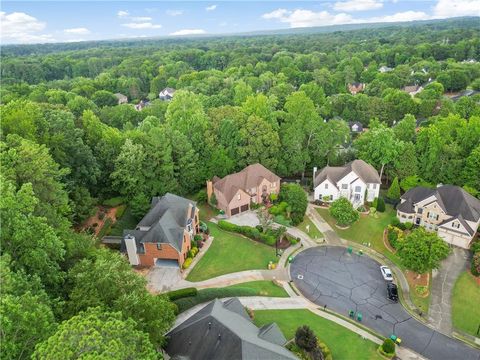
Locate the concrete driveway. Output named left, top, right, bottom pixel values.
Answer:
left=291, top=246, right=480, bottom=360
left=147, top=265, right=183, bottom=293
left=226, top=211, right=260, bottom=227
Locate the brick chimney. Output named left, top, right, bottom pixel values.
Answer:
left=206, top=180, right=213, bottom=202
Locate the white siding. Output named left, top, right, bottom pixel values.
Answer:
left=314, top=179, right=339, bottom=202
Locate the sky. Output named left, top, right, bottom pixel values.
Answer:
left=1, top=0, right=479, bottom=44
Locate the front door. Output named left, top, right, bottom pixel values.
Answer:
left=354, top=193, right=361, bottom=202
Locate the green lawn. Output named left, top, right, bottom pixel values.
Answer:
left=254, top=309, right=383, bottom=360
left=297, top=216, right=323, bottom=240
left=109, top=207, right=138, bottom=236
left=452, top=271, right=480, bottom=337
left=225, top=280, right=289, bottom=297
left=186, top=222, right=278, bottom=282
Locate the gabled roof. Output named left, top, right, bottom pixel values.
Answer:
left=402, top=85, right=422, bottom=93
left=114, top=93, right=127, bottom=99
left=213, top=163, right=281, bottom=204
left=160, top=87, right=176, bottom=96
left=401, top=185, right=480, bottom=223
left=314, top=159, right=381, bottom=188
left=166, top=298, right=297, bottom=360
left=438, top=214, right=475, bottom=236
left=122, top=193, right=196, bottom=252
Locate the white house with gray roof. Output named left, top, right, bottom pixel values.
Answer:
left=397, top=185, right=480, bottom=249
left=166, top=298, right=298, bottom=360
left=313, top=159, right=381, bottom=208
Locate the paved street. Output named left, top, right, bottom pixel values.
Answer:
left=291, top=246, right=480, bottom=360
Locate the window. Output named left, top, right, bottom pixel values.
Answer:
left=373, top=184, right=377, bottom=189
left=452, top=222, right=460, bottom=229
left=330, top=195, right=333, bottom=200
left=428, top=212, right=439, bottom=220
left=341, top=184, right=348, bottom=189
left=325, top=183, right=328, bottom=189
left=156, top=243, right=162, bottom=250
left=418, top=208, right=423, bottom=214
left=355, top=186, right=361, bottom=193
left=271, top=182, right=276, bottom=188
left=237, top=193, right=241, bottom=200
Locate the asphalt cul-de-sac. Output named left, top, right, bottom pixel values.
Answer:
left=291, top=246, right=480, bottom=360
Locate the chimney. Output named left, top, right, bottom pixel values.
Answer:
left=206, top=180, right=213, bottom=202
left=313, top=167, right=317, bottom=183
left=187, top=203, right=194, bottom=219
left=124, top=235, right=140, bottom=266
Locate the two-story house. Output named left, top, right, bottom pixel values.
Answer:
left=121, top=193, right=199, bottom=267
left=313, top=159, right=381, bottom=208
left=206, top=163, right=281, bottom=217
left=397, top=185, right=480, bottom=249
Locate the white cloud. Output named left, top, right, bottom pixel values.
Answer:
left=262, top=9, right=354, bottom=28
left=122, top=22, right=162, bottom=29
left=166, top=10, right=183, bottom=16
left=131, top=16, right=152, bottom=22
left=206, top=5, right=217, bottom=11
left=368, top=11, right=430, bottom=23
left=117, top=10, right=129, bottom=18
left=170, top=29, right=206, bottom=36
left=433, top=0, right=480, bottom=17
left=64, top=27, right=90, bottom=35
left=333, top=0, right=383, bottom=12
left=0, top=11, right=55, bottom=43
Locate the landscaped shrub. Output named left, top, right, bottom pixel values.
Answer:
left=166, top=287, right=198, bottom=301
left=295, top=325, right=317, bottom=352
left=194, top=234, right=202, bottom=242
left=381, top=338, right=395, bottom=355
left=472, top=252, right=480, bottom=276
left=218, top=220, right=280, bottom=246
left=390, top=217, right=401, bottom=227
left=182, top=257, right=193, bottom=269
left=387, top=177, right=401, bottom=201
left=191, top=247, right=199, bottom=256
left=404, top=222, right=413, bottom=230
left=209, top=193, right=217, bottom=206
left=102, top=196, right=125, bottom=207
left=274, top=214, right=292, bottom=226
left=218, top=220, right=239, bottom=232
left=269, top=201, right=289, bottom=216
left=115, top=204, right=127, bottom=219
left=329, top=197, right=359, bottom=226
left=372, top=197, right=379, bottom=209
left=270, top=193, right=278, bottom=202
left=256, top=225, right=264, bottom=233
left=260, top=233, right=276, bottom=246
left=196, top=189, right=208, bottom=203
left=357, top=205, right=367, bottom=212
left=387, top=225, right=404, bottom=249
left=376, top=196, right=386, bottom=212
left=318, top=341, right=332, bottom=360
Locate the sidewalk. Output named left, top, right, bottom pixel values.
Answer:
left=306, top=204, right=344, bottom=246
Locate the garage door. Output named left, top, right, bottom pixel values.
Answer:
left=231, top=207, right=240, bottom=215
left=240, top=204, right=249, bottom=212
left=154, top=259, right=179, bottom=268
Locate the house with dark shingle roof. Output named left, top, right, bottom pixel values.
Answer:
left=397, top=185, right=480, bottom=249
left=206, top=163, right=281, bottom=217
left=121, top=193, right=199, bottom=267
left=313, top=159, right=381, bottom=208
left=159, top=87, right=176, bottom=101
left=349, top=121, right=364, bottom=133
left=166, top=298, right=298, bottom=360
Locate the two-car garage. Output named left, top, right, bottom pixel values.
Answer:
left=230, top=204, right=249, bottom=216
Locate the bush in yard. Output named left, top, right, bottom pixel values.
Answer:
left=295, top=325, right=318, bottom=352
left=191, top=247, right=198, bottom=256
left=404, top=222, right=413, bottom=230
left=269, top=201, right=288, bottom=216
left=390, top=217, right=400, bottom=227
left=380, top=338, right=395, bottom=356
left=270, top=193, right=278, bottom=202
left=387, top=177, right=401, bottom=201
left=274, top=214, right=292, bottom=226
left=196, top=189, right=208, bottom=203
left=166, top=287, right=198, bottom=301
left=372, top=197, right=378, bottom=209
left=209, top=193, right=217, bottom=206
left=182, top=257, right=193, bottom=269
left=376, top=196, right=385, bottom=212
left=279, top=183, right=308, bottom=225
left=397, top=227, right=450, bottom=274
left=194, top=234, right=202, bottom=242
left=471, top=252, right=480, bottom=276
left=322, top=196, right=331, bottom=203
left=329, top=198, right=359, bottom=226
left=256, top=225, right=264, bottom=233
left=218, top=220, right=239, bottom=232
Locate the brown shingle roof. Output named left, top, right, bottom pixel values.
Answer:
left=213, top=163, right=280, bottom=203
left=314, top=159, right=381, bottom=187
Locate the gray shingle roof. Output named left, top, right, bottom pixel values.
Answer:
left=314, top=159, right=381, bottom=188
left=166, top=298, right=297, bottom=360
left=122, top=193, right=196, bottom=252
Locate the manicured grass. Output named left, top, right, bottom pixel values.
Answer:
left=186, top=222, right=278, bottom=282
left=225, top=280, right=289, bottom=297
left=297, top=216, right=323, bottom=240
left=109, top=207, right=138, bottom=236
left=254, top=309, right=383, bottom=360
left=452, top=271, right=480, bottom=337
left=316, top=205, right=400, bottom=264
left=408, top=272, right=432, bottom=314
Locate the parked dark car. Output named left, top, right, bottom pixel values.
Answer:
left=387, top=283, right=398, bottom=302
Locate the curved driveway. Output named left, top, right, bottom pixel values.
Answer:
left=290, top=246, right=480, bottom=360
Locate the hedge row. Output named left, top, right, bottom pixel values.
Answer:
left=217, top=220, right=276, bottom=246
left=174, top=287, right=258, bottom=313
left=165, top=287, right=198, bottom=301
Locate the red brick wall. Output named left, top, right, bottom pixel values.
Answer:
left=138, top=232, right=192, bottom=267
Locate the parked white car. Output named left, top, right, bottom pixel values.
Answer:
left=380, top=266, right=393, bottom=281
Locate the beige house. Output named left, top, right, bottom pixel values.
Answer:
left=114, top=93, right=128, bottom=104
left=207, top=163, right=281, bottom=217
left=397, top=185, right=480, bottom=249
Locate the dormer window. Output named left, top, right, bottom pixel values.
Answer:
left=156, top=243, right=162, bottom=250
left=341, top=184, right=348, bottom=189
left=373, top=184, right=377, bottom=189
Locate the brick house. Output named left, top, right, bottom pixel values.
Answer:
left=206, top=163, right=281, bottom=217
left=348, top=82, right=365, bottom=95
left=121, top=193, right=199, bottom=267
left=397, top=185, right=480, bottom=249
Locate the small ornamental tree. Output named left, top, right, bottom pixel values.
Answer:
left=397, top=228, right=450, bottom=274
left=329, top=197, right=359, bottom=226
left=387, top=177, right=401, bottom=201
left=381, top=338, right=395, bottom=354
left=295, top=325, right=318, bottom=352
left=376, top=196, right=386, bottom=212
